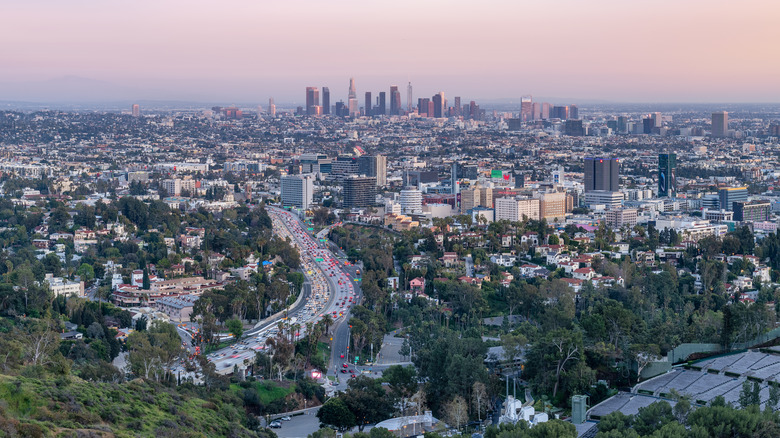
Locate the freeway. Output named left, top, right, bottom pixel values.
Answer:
left=195, top=207, right=360, bottom=376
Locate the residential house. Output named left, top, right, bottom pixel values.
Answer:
left=573, top=267, right=596, bottom=281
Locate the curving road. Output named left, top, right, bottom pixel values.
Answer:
left=198, top=206, right=360, bottom=376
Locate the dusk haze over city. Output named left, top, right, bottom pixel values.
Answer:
left=2, top=0, right=779, bottom=103
left=2, top=2, right=780, bottom=438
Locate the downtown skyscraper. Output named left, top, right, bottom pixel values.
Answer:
left=712, top=111, right=729, bottom=137
left=348, top=78, right=358, bottom=117
left=390, top=85, right=401, bottom=115
left=583, top=157, right=620, bottom=192
left=432, top=92, right=444, bottom=118
left=658, top=153, right=676, bottom=198
left=322, top=87, right=330, bottom=115
left=305, top=87, right=320, bottom=115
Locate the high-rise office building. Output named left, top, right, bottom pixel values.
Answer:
left=348, top=78, right=358, bottom=117
left=348, top=77, right=357, bottom=100
left=733, top=200, right=770, bottom=222
left=358, top=155, right=387, bottom=187
left=617, top=116, right=628, bottom=134
left=536, top=192, right=567, bottom=221
left=658, top=153, right=677, bottom=198
left=268, top=98, right=276, bottom=117
left=390, top=86, right=401, bottom=115
left=460, top=186, right=480, bottom=214
left=343, top=175, right=377, bottom=208
left=403, top=170, right=438, bottom=187
left=299, top=154, right=332, bottom=175
left=583, top=157, right=620, bottom=192
left=712, top=111, right=729, bottom=137
left=334, top=101, right=346, bottom=117
left=460, top=184, right=492, bottom=213
left=131, top=104, right=140, bottom=117
left=451, top=163, right=460, bottom=195
left=418, top=98, right=430, bottom=116
left=407, top=82, right=413, bottom=112
left=378, top=92, right=386, bottom=115
left=552, top=105, right=569, bottom=120
left=643, top=118, right=654, bottom=134
left=454, top=96, right=461, bottom=116
left=364, top=92, right=372, bottom=117
left=322, top=87, right=330, bottom=114
left=569, top=105, right=578, bottom=120
left=651, top=112, right=663, bottom=128
left=565, top=119, right=584, bottom=136
left=375, top=155, right=387, bottom=187
left=520, top=96, right=533, bottom=121
left=281, top=174, right=315, bottom=210
left=306, top=87, right=320, bottom=115
left=718, top=187, right=748, bottom=211
left=433, top=92, right=445, bottom=118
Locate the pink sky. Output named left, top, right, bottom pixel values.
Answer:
left=1, top=0, right=778, bottom=102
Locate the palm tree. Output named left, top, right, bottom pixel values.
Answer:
left=321, top=314, right=333, bottom=335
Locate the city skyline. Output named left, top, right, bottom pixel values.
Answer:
left=1, top=0, right=779, bottom=103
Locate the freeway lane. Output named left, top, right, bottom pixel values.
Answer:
left=199, top=207, right=360, bottom=376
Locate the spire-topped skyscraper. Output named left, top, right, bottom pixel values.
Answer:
left=348, top=77, right=358, bottom=117
left=407, top=82, right=413, bottom=111
left=348, top=77, right=357, bottom=100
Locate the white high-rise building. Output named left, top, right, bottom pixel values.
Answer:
left=281, top=174, right=315, bottom=210
left=376, top=155, right=387, bottom=187
left=495, top=197, right=540, bottom=222
left=162, top=179, right=182, bottom=196
left=400, top=188, right=423, bottom=214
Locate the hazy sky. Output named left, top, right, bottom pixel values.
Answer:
left=2, top=0, right=779, bottom=103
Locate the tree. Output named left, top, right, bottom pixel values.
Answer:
left=505, top=284, right=523, bottom=319
left=126, top=320, right=183, bottom=381
left=308, top=428, right=337, bottom=438
left=142, top=267, right=150, bottom=290
left=76, top=263, right=95, bottom=284
left=321, top=313, right=333, bottom=335
left=472, top=381, right=487, bottom=422
left=317, top=398, right=356, bottom=432
left=633, top=402, right=675, bottom=436
left=383, top=365, right=418, bottom=415
left=226, top=318, right=244, bottom=340
left=768, top=384, right=780, bottom=412
left=443, top=395, right=469, bottom=430
left=342, top=376, right=395, bottom=430
left=632, top=344, right=661, bottom=383
left=597, top=411, right=633, bottom=434
left=523, top=420, right=577, bottom=438
left=546, top=329, right=581, bottom=398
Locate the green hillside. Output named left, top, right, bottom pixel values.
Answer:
left=0, top=374, right=268, bottom=437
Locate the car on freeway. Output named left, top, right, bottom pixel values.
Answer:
left=269, top=420, right=282, bottom=428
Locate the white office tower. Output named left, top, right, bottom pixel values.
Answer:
left=400, top=188, right=423, bottom=214
left=281, top=174, right=315, bottom=210
left=551, top=165, right=565, bottom=185
left=495, top=197, right=540, bottom=222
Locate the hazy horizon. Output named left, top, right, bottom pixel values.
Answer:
left=2, top=0, right=778, bottom=104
